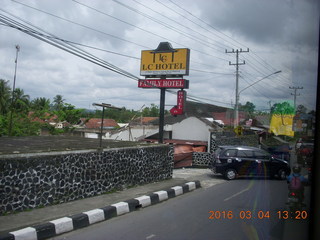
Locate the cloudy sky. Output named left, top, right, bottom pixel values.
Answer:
left=0, top=0, right=319, bottom=112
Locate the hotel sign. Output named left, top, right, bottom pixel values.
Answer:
left=138, top=79, right=189, bottom=89
left=140, top=47, right=190, bottom=77
left=170, top=90, right=186, bottom=116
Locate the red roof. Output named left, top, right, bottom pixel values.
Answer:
left=81, top=118, right=119, bottom=129
left=141, top=117, right=158, bottom=124
left=28, top=112, right=59, bottom=123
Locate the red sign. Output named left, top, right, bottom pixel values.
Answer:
left=170, top=90, right=186, bottom=116
left=138, top=79, right=189, bottom=89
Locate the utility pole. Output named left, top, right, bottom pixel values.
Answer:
left=92, top=103, right=122, bottom=150
left=226, top=48, right=249, bottom=127
left=8, top=44, right=20, bottom=136
left=289, top=86, right=303, bottom=110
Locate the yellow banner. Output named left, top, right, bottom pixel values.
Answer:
left=269, top=114, right=294, bottom=137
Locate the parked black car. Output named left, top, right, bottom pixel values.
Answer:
left=209, top=146, right=291, bottom=180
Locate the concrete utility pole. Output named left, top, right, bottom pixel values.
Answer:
left=8, top=44, right=20, bottom=136
left=226, top=48, right=249, bottom=127
left=289, top=86, right=303, bottom=110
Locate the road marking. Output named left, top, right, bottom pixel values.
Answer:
left=146, top=234, right=156, bottom=239
left=224, top=187, right=250, bottom=201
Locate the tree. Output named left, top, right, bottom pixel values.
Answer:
left=239, top=101, right=256, bottom=114
left=11, top=88, right=30, bottom=113
left=0, top=79, right=11, bottom=115
left=142, top=104, right=160, bottom=117
left=31, top=97, right=51, bottom=111
left=53, top=94, right=65, bottom=111
left=60, top=103, right=82, bottom=124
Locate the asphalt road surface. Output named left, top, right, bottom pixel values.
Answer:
left=50, top=177, right=311, bottom=240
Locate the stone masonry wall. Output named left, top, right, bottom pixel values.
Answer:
left=192, top=152, right=214, bottom=167
left=210, top=132, right=259, bottom=153
left=0, top=145, right=173, bottom=215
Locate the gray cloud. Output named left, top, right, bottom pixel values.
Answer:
left=0, top=0, right=318, bottom=112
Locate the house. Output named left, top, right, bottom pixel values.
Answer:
left=80, top=118, right=119, bottom=129
left=105, top=117, right=158, bottom=141
left=293, top=113, right=315, bottom=136
left=143, top=115, right=222, bottom=142
left=28, top=112, right=59, bottom=125
left=76, top=118, right=119, bottom=139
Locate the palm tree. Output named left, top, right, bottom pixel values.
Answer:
left=31, top=97, right=51, bottom=111
left=0, top=79, right=11, bottom=115
left=12, top=88, right=30, bottom=112
left=53, top=94, right=65, bottom=111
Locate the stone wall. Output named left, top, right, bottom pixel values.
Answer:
left=0, top=145, right=173, bottom=215
left=210, top=131, right=259, bottom=153
left=192, top=152, right=214, bottom=167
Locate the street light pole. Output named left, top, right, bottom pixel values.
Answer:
left=235, top=70, right=282, bottom=127
left=8, top=44, right=20, bottom=136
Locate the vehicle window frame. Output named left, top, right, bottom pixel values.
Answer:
left=236, top=150, right=255, bottom=158
left=253, top=149, right=271, bottom=160
left=222, top=149, right=237, bottom=157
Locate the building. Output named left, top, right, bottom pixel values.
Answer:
left=76, top=118, right=119, bottom=138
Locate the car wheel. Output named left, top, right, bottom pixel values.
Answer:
left=225, top=169, right=237, bottom=180
left=278, top=169, right=287, bottom=180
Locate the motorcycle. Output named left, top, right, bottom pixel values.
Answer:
left=287, top=189, right=305, bottom=213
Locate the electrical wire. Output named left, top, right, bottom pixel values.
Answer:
left=2, top=1, right=301, bottom=111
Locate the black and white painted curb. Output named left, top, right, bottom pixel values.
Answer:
left=0, top=181, right=201, bottom=240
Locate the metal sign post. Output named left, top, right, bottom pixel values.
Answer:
left=138, top=42, right=190, bottom=143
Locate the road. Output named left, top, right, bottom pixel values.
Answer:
left=50, top=176, right=311, bottom=240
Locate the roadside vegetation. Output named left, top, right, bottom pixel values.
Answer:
left=0, top=79, right=162, bottom=136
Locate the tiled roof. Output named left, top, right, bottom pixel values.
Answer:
left=130, top=117, right=159, bottom=125
left=28, top=112, right=59, bottom=123
left=81, top=118, right=119, bottom=129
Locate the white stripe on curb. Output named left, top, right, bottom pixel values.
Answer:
left=50, top=217, right=73, bottom=235
left=83, top=209, right=105, bottom=224
left=111, top=202, right=129, bottom=216
left=0, top=181, right=201, bottom=240
left=186, top=182, right=196, bottom=191
left=135, top=195, right=151, bottom=207
left=171, top=186, right=183, bottom=196
left=10, top=227, right=37, bottom=240
left=154, top=190, right=169, bottom=201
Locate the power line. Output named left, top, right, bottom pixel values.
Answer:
left=134, top=0, right=230, bottom=51
left=11, top=0, right=150, bottom=49
left=1, top=11, right=234, bottom=110
left=165, top=0, right=287, bottom=83
left=111, top=0, right=230, bottom=62
left=0, top=10, right=139, bottom=80
left=166, top=0, right=244, bottom=50
left=2, top=2, right=292, bottom=112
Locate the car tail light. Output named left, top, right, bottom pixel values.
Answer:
left=216, top=155, right=221, bottom=164
left=290, top=192, right=296, bottom=197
